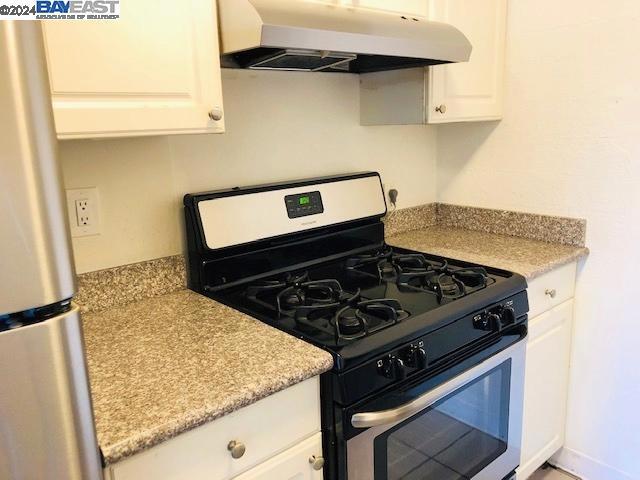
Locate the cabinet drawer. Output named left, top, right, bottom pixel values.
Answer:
left=233, top=432, right=324, bottom=480
left=527, top=262, right=577, bottom=318
left=109, top=377, right=320, bottom=480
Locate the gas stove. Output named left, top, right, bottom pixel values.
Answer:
left=184, top=172, right=529, bottom=480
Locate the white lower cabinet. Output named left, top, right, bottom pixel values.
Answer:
left=105, top=377, right=321, bottom=480
left=233, top=433, right=324, bottom=480
left=518, top=264, right=577, bottom=480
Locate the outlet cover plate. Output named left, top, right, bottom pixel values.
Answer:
left=66, top=187, right=100, bottom=237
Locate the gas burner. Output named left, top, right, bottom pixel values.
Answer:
left=334, top=299, right=409, bottom=340
left=346, top=248, right=451, bottom=284
left=276, top=279, right=346, bottom=315
left=246, top=271, right=310, bottom=298
left=345, top=246, right=393, bottom=269
left=391, top=254, right=448, bottom=283
left=401, top=265, right=493, bottom=301
left=453, top=267, right=493, bottom=288
left=431, top=273, right=466, bottom=299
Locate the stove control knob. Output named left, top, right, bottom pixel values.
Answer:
left=474, top=312, right=500, bottom=331
left=500, top=306, right=517, bottom=326
left=414, top=347, right=428, bottom=369
left=404, top=345, right=428, bottom=370
left=487, top=313, right=501, bottom=331
left=393, top=357, right=407, bottom=380
left=378, top=355, right=406, bottom=380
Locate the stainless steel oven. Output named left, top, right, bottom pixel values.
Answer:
left=346, top=339, right=525, bottom=480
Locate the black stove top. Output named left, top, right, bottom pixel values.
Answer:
left=215, top=244, right=525, bottom=369
left=243, top=245, right=496, bottom=339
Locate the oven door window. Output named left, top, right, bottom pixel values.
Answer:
left=374, top=362, right=511, bottom=480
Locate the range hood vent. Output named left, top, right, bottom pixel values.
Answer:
left=247, top=49, right=356, bottom=72
left=218, top=0, right=472, bottom=74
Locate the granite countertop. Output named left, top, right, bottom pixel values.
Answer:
left=82, top=289, right=333, bottom=466
left=388, top=225, right=589, bottom=279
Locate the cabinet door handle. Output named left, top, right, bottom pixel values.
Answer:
left=208, top=107, right=223, bottom=121
left=309, top=455, right=325, bottom=470
left=545, top=288, right=557, bottom=298
left=227, top=440, right=246, bottom=459
left=435, top=104, right=447, bottom=114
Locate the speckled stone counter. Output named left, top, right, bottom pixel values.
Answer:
left=82, top=289, right=333, bottom=466
left=388, top=226, right=589, bottom=279
left=75, top=255, right=186, bottom=314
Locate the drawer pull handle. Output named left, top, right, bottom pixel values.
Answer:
left=545, top=289, right=557, bottom=299
left=227, top=440, right=246, bottom=459
left=309, top=455, right=325, bottom=471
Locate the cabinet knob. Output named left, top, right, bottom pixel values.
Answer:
left=227, top=440, right=246, bottom=459
left=208, top=107, right=223, bottom=121
left=545, top=288, right=557, bottom=299
left=435, top=104, right=447, bottom=114
left=309, top=455, right=325, bottom=471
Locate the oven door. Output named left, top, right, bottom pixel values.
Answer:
left=346, top=340, right=525, bottom=480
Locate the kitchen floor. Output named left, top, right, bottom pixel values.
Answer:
left=530, top=466, right=579, bottom=479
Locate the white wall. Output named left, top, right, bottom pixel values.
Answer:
left=437, top=2, right=640, bottom=479
left=61, top=69, right=437, bottom=273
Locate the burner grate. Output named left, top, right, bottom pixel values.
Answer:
left=345, top=247, right=494, bottom=302
left=244, top=270, right=408, bottom=342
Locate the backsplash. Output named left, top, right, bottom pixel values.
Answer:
left=75, top=255, right=185, bottom=313
left=383, top=203, right=438, bottom=237
left=436, top=204, right=586, bottom=247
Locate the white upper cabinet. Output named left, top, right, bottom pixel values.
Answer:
left=427, top=0, right=507, bottom=122
left=42, top=0, right=225, bottom=139
left=360, top=0, right=508, bottom=125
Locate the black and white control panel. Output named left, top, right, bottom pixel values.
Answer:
left=194, top=173, right=385, bottom=250
left=285, top=191, right=324, bottom=219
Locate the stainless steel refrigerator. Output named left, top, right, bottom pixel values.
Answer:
left=0, top=21, right=103, bottom=480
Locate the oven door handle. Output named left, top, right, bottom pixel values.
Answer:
left=351, top=340, right=525, bottom=429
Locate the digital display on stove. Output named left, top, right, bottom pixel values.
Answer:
left=285, top=191, right=324, bottom=219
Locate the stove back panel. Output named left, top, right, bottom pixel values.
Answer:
left=191, top=172, right=386, bottom=251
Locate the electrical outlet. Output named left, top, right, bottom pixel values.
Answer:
left=75, top=199, right=90, bottom=226
left=66, top=188, right=100, bottom=237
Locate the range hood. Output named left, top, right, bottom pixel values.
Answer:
left=218, top=0, right=472, bottom=74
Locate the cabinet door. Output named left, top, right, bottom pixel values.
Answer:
left=518, top=300, right=574, bottom=480
left=427, top=0, right=507, bottom=123
left=42, top=0, right=224, bottom=139
left=233, top=433, right=324, bottom=480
